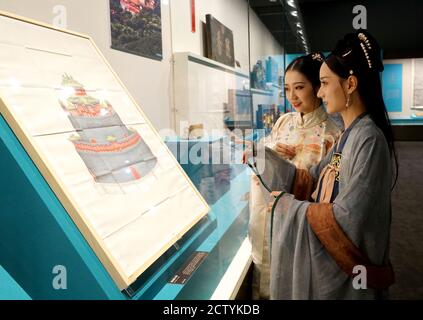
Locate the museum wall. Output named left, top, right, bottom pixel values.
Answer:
left=248, top=8, right=284, bottom=70
left=170, top=0, right=283, bottom=74
left=0, top=0, right=283, bottom=132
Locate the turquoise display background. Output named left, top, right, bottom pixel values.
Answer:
left=0, top=265, right=31, bottom=300
left=383, top=64, right=403, bottom=113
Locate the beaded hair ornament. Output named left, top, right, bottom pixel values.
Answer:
left=311, top=52, right=324, bottom=62
left=358, top=32, right=373, bottom=69
left=343, top=32, right=374, bottom=75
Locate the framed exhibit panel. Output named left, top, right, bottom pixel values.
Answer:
left=382, top=59, right=414, bottom=121
left=0, top=11, right=209, bottom=290
left=173, top=52, right=282, bottom=137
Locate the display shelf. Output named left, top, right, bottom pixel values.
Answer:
left=178, top=52, right=249, bottom=78
left=173, top=52, right=250, bottom=136
left=250, top=88, right=274, bottom=96
left=391, top=118, right=423, bottom=125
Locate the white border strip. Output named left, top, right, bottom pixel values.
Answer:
left=210, top=237, right=252, bottom=300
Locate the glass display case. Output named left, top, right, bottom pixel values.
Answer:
left=141, top=0, right=308, bottom=300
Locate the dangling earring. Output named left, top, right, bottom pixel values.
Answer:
left=346, top=95, right=352, bottom=108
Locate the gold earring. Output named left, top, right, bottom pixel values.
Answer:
left=346, top=95, right=352, bottom=108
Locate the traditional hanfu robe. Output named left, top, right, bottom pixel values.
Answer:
left=249, top=106, right=341, bottom=299
left=263, top=115, right=394, bottom=299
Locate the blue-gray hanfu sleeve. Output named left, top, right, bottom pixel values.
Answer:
left=254, top=146, right=296, bottom=192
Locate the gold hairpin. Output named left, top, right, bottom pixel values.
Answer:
left=342, top=50, right=352, bottom=57
left=358, top=33, right=372, bottom=50
left=312, top=53, right=323, bottom=62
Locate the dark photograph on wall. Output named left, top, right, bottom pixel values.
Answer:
left=205, top=14, right=235, bottom=67
left=110, top=0, right=162, bottom=60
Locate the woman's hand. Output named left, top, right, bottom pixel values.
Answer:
left=274, top=143, right=297, bottom=160
left=242, top=150, right=249, bottom=164
left=267, top=191, right=284, bottom=212
left=242, top=146, right=255, bottom=164
left=252, top=175, right=260, bottom=186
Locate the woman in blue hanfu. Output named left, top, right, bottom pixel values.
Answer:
left=264, top=30, right=398, bottom=299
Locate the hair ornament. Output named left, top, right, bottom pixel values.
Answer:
left=359, top=42, right=372, bottom=69
left=358, top=33, right=372, bottom=50
left=311, top=52, right=324, bottom=62
left=342, top=50, right=352, bottom=57
left=358, top=32, right=373, bottom=69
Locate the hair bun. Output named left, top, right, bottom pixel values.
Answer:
left=333, top=30, right=383, bottom=73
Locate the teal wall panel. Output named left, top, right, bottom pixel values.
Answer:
left=0, top=265, right=31, bottom=300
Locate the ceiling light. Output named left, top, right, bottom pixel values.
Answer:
left=290, top=10, right=298, bottom=17
left=287, top=0, right=296, bottom=8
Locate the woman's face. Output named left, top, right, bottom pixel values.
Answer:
left=317, top=63, right=347, bottom=114
left=284, top=70, right=319, bottom=114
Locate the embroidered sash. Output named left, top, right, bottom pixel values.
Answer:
left=313, top=112, right=367, bottom=203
